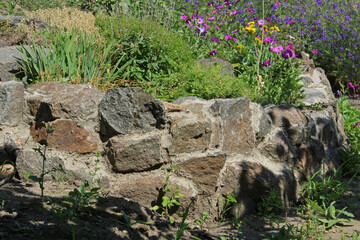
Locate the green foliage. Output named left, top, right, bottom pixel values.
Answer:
left=17, top=30, right=124, bottom=90
left=194, top=212, right=212, bottom=230
left=114, top=210, right=150, bottom=229
left=95, top=13, right=194, bottom=86
left=257, top=188, right=285, bottom=221
left=337, top=95, right=360, bottom=154
left=301, top=169, right=349, bottom=206
left=340, top=148, right=360, bottom=177
left=16, top=0, right=65, bottom=11
left=66, top=0, right=116, bottom=13
left=218, top=188, right=240, bottom=221
left=153, top=61, right=254, bottom=101
left=151, top=167, right=185, bottom=224
left=303, top=200, right=354, bottom=229
left=175, top=199, right=193, bottom=240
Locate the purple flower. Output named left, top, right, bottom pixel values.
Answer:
left=282, top=49, right=295, bottom=59
left=353, top=121, right=360, bottom=128
left=269, top=46, right=283, bottom=53
left=230, top=10, right=237, bottom=16
left=312, top=49, right=319, bottom=55
left=207, top=16, right=216, bottom=20
left=210, top=50, right=217, bottom=55
left=181, top=15, right=188, bottom=20
left=210, top=37, right=219, bottom=43
left=225, top=34, right=232, bottom=40
left=262, top=60, right=271, bottom=67
left=248, top=7, right=254, bottom=14
left=349, top=82, right=356, bottom=91
left=207, top=1, right=214, bottom=6
left=258, top=20, right=266, bottom=25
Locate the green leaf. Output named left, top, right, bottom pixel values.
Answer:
left=151, top=205, right=160, bottom=211
left=162, top=196, right=170, bottom=207
left=328, top=204, right=336, bottom=219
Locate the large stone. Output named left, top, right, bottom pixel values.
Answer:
left=30, top=120, right=98, bottom=153
left=99, top=87, right=165, bottom=138
left=177, top=153, right=226, bottom=194
left=25, top=82, right=104, bottom=131
left=106, top=133, right=164, bottom=173
left=0, top=81, right=24, bottom=126
left=16, top=149, right=65, bottom=180
left=169, top=118, right=212, bottom=154
left=211, top=98, right=255, bottom=153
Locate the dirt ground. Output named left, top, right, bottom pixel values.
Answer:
left=0, top=176, right=360, bottom=240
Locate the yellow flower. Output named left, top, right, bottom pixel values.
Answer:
left=255, top=37, right=261, bottom=44
left=242, top=26, right=256, bottom=34
left=248, top=21, right=255, bottom=27
left=237, top=44, right=242, bottom=51
left=270, top=26, right=280, bottom=32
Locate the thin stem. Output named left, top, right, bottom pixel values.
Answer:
left=256, top=0, right=266, bottom=89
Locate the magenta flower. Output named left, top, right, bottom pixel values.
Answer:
left=225, top=34, right=232, bottom=40
left=210, top=50, right=217, bottom=56
left=217, top=5, right=224, bottom=9
left=266, top=17, right=272, bottom=23
left=289, top=20, right=295, bottom=24
left=282, top=49, right=295, bottom=59
left=275, top=2, right=280, bottom=6
left=211, top=10, right=218, bottom=14
left=353, top=121, right=360, bottom=128
left=269, top=46, right=283, bottom=53
left=311, top=27, right=316, bottom=32
left=192, top=14, right=200, bottom=19
left=207, top=16, right=216, bottom=20
left=247, top=7, right=254, bottom=14
left=181, top=15, right=188, bottom=20
left=204, top=24, right=210, bottom=29
left=349, top=82, right=356, bottom=91
left=232, top=38, right=238, bottom=42
left=206, top=1, right=214, bottom=6
left=312, top=49, right=319, bottom=55
left=197, top=19, right=204, bottom=25
left=257, top=20, right=266, bottom=25
left=262, top=60, right=271, bottom=67
left=210, top=37, right=219, bottom=43
left=230, top=29, right=238, bottom=34
left=215, top=25, right=220, bottom=30
left=264, top=37, right=278, bottom=45
left=230, top=10, right=237, bottom=16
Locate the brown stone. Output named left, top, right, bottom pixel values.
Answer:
left=177, top=153, right=226, bottom=194
left=0, top=164, right=15, bottom=179
left=266, top=105, right=308, bottom=129
left=161, top=101, right=187, bottom=112
left=30, top=120, right=98, bottom=153
left=169, top=118, right=212, bottom=154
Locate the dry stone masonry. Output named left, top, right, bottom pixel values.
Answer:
left=0, top=53, right=346, bottom=220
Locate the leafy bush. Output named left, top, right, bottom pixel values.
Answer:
left=95, top=14, right=195, bottom=85
left=16, top=0, right=65, bottom=11
left=150, top=61, right=255, bottom=101
left=17, top=29, right=124, bottom=90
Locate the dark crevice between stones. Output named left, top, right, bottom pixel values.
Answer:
left=112, top=162, right=164, bottom=174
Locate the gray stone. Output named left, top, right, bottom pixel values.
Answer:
left=106, top=133, right=164, bottom=173
left=0, top=81, right=24, bottom=126
left=169, top=118, right=212, bottom=154
left=211, top=97, right=255, bottom=153
left=25, top=82, right=104, bottom=131
left=99, top=87, right=165, bottom=138
left=16, top=149, right=65, bottom=181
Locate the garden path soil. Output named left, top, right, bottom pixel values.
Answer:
left=0, top=177, right=360, bottom=240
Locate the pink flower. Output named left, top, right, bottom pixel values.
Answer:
left=230, top=10, right=237, bottom=16
left=207, top=16, right=216, bottom=20
left=204, top=24, right=210, bottom=29
left=197, top=19, right=204, bottom=25
left=257, top=20, right=266, bottom=25
left=311, top=27, right=316, bottom=32
left=312, top=49, right=319, bottom=55
left=289, top=20, right=295, bottom=24
left=269, top=46, right=284, bottom=53
left=232, top=38, right=238, bottom=42
left=215, top=25, right=220, bottom=30
left=210, top=50, right=217, bottom=55
left=217, top=5, right=224, bottom=9
left=264, top=38, right=278, bottom=45
left=230, top=29, right=238, bottom=34
left=181, top=15, right=188, bottom=20
left=211, top=10, right=218, bottom=14
left=247, top=7, right=254, bottom=14
left=266, top=17, right=272, bottom=23
left=210, top=37, right=219, bottom=43
left=349, top=82, right=356, bottom=91
left=225, top=34, right=232, bottom=40
left=288, top=43, right=294, bottom=50
left=275, top=1, right=280, bottom=6
left=262, top=60, right=271, bottom=67
left=353, top=121, right=360, bottom=128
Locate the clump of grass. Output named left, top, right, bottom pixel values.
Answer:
left=24, top=7, right=100, bottom=37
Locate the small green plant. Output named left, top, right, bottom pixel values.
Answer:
left=1, top=200, right=5, bottom=210
left=151, top=166, right=185, bottom=224
left=304, top=199, right=354, bottom=229
left=194, top=211, right=212, bottom=230
left=114, top=210, right=150, bottom=230
left=218, top=188, right=239, bottom=221
left=6, top=0, right=15, bottom=15
left=257, top=188, right=285, bottom=221
left=262, top=224, right=298, bottom=240
left=25, top=123, right=65, bottom=205
left=175, top=199, right=194, bottom=240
